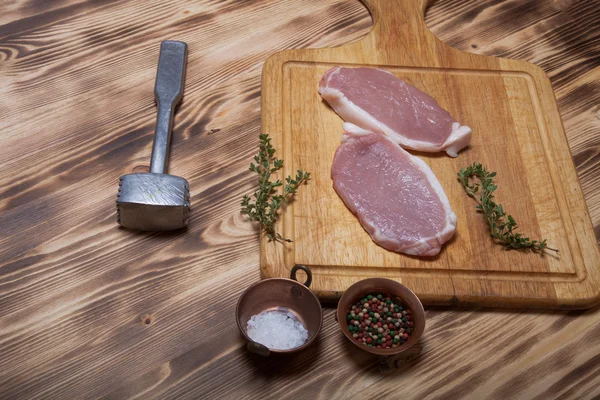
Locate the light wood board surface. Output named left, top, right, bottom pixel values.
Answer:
left=1, top=0, right=599, bottom=398
left=261, top=0, right=600, bottom=308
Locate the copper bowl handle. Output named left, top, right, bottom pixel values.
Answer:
left=290, top=264, right=312, bottom=288
left=247, top=340, right=270, bottom=357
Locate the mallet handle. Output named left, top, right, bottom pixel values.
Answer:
left=149, top=41, right=188, bottom=174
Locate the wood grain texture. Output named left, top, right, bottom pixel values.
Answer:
left=261, top=0, right=600, bottom=308
left=0, top=0, right=599, bottom=399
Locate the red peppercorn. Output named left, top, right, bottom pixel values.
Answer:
left=358, top=333, right=363, bottom=338
left=377, top=322, right=382, bottom=327
left=376, top=345, right=381, bottom=349
left=403, top=333, right=409, bottom=338
left=386, top=340, right=392, bottom=346
left=367, top=337, right=372, bottom=343
left=386, top=335, right=391, bottom=341
left=367, top=300, right=372, bottom=305
left=361, top=322, right=366, bottom=327
left=409, top=321, right=414, bottom=327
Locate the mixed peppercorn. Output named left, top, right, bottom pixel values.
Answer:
left=346, top=293, right=413, bottom=349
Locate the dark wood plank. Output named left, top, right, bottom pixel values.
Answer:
left=0, top=0, right=599, bottom=398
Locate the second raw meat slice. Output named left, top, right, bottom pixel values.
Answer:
left=319, top=66, right=472, bottom=157
left=331, top=123, right=457, bottom=256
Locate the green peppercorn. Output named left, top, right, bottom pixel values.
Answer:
left=367, top=295, right=373, bottom=300
left=377, top=294, right=383, bottom=300
left=387, top=311, right=392, bottom=317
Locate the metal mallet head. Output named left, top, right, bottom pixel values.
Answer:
left=117, top=40, right=190, bottom=231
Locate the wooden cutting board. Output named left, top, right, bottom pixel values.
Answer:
left=260, top=0, right=600, bottom=308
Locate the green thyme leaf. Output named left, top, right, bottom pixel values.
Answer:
left=241, top=134, right=310, bottom=242
left=457, top=162, right=558, bottom=254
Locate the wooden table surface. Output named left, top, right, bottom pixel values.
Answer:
left=1, top=0, right=599, bottom=398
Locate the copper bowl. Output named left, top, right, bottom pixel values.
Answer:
left=236, top=265, right=323, bottom=356
left=336, top=278, right=425, bottom=356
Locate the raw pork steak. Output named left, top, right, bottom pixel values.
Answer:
left=331, top=123, right=457, bottom=256
left=319, top=67, right=472, bottom=157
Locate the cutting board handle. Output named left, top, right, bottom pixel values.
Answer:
left=362, top=0, right=430, bottom=29
left=359, top=0, right=440, bottom=58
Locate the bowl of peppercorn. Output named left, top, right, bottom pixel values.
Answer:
left=336, top=278, right=425, bottom=355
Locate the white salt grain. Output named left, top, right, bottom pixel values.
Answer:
left=246, top=310, right=309, bottom=350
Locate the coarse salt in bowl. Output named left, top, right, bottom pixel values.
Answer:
left=236, top=273, right=323, bottom=355
left=246, top=310, right=309, bottom=350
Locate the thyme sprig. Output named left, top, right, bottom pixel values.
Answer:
left=458, top=162, right=558, bottom=254
left=241, top=134, right=310, bottom=242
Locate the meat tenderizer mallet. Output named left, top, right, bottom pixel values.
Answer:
left=117, top=40, right=190, bottom=231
